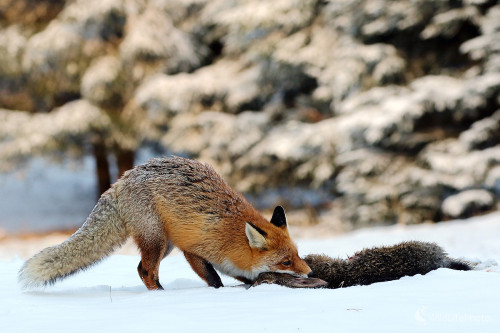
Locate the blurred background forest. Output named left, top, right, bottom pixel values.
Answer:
left=0, top=0, right=499, bottom=236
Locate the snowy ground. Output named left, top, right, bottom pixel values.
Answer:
left=1, top=212, right=499, bottom=333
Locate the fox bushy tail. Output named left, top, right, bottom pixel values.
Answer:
left=18, top=192, right=128, bottom=288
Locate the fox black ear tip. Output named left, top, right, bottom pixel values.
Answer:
left=270, top=206, right=287, bottom=228
left=274, top=206, right=285, bottom=213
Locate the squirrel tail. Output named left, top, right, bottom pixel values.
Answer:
left=443, top=258, right=472, bottom=271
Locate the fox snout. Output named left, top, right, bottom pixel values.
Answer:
left=291, top=257, right=312, bottom=278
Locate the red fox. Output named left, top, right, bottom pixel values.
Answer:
left=19, top=156, right=311, bottom=290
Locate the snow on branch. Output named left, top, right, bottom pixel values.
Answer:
left=0, top=100, right=110, bottom=170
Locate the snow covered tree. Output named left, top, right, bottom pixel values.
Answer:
left=0, top=0, right=208, bottom=196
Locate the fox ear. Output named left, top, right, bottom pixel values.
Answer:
left=245, top=222, right=268, bottom=250
left=270, top=206, right=287, bottom=228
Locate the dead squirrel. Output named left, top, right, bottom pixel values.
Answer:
left=253, top=241, right=472, bottom=289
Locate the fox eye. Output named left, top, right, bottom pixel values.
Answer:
left=281, top=260, right=291, bottom=266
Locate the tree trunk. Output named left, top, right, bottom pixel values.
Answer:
left=92, top=137, right=111, bottom=197
left=116, top=148, right=135, bottom=178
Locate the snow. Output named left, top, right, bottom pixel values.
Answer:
left=441, top=189, right=495, bottom=218
left=1, top=212, right=499, bottom=332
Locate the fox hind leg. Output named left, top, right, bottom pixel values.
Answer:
left=136, top=236, right=167, bottom=290
left=184, top=252, right=223, bottom=288
left=136, top=240, right=175, bottom=288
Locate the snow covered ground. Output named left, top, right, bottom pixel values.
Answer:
left=1, top=212, right=499, bottom=333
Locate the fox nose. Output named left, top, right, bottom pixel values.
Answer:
left=308, top=271, right=316, bottom=278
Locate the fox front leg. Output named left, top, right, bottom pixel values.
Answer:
left=184, top=252, right=224, bottom=288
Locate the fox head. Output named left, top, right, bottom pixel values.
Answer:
left=245, top=206, right=312, bottom=279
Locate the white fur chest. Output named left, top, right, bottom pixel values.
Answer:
left=213, top=260, right=269, bottom=281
